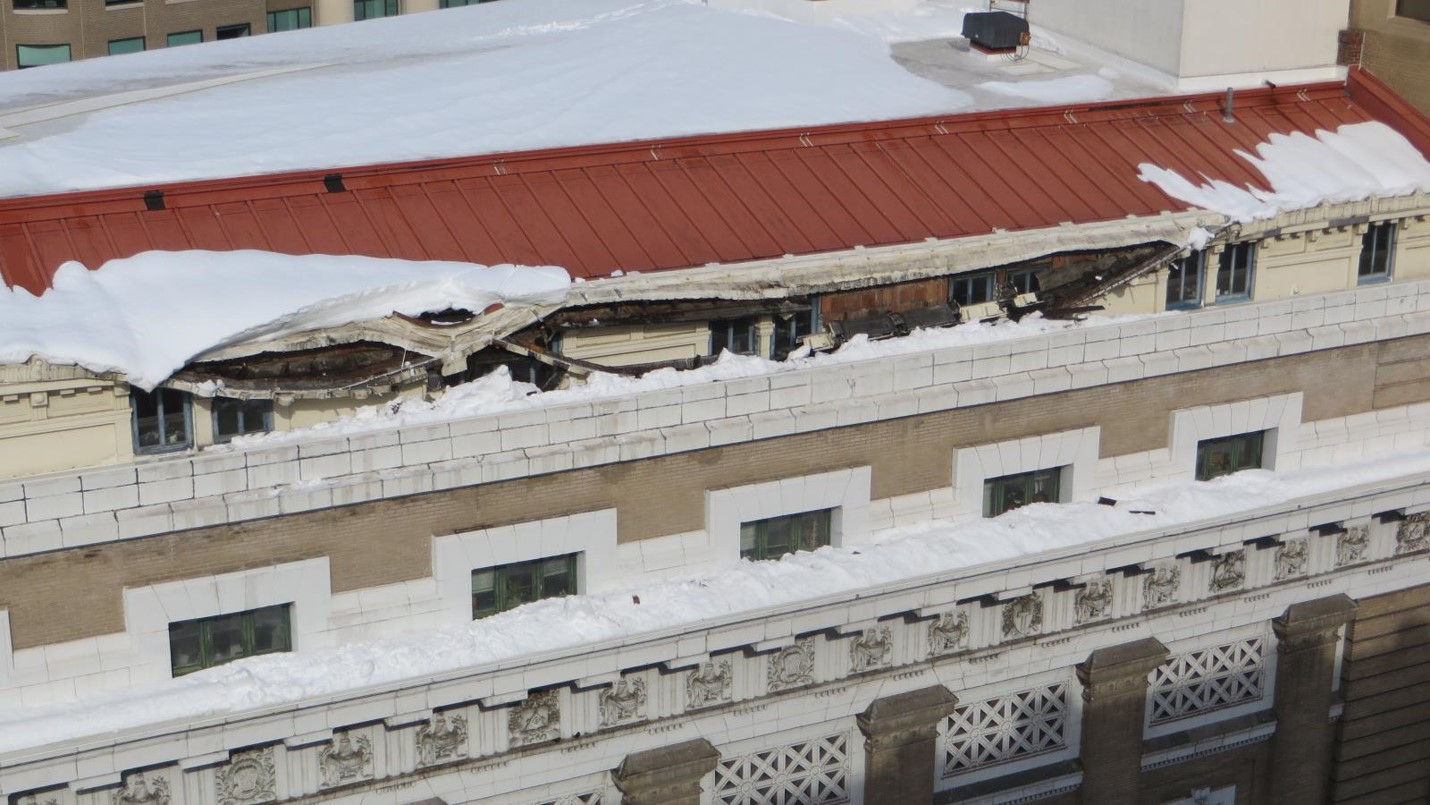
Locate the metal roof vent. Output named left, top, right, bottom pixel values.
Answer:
left=961, top=11, right=1030, bottom=52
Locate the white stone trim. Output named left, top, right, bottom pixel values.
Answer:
left=705, top=466, right=871, bottom=560
left=121, top=558, right=332, bottom=685
left=433, top=509, right=619, bottom=620
left=1168, top=392, right=1302, bottom=483
left=953, top=427, right=1101, bottom=518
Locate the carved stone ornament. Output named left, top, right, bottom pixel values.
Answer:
left=686, top=659, right=733, bottom=709
left=599, top=677, right=648, bottom=727
left=319, top=732, right=373, bottom=788
left=510, top=690, right=561, bottom=747
left=1395, top=513, right=1430, bottom=555
left=13, top=793, right=60, bottom=805
left=928, top=610, right=970, bottom=655
left=767, top=638, right=816, bottom=692
left=1337, top=525, right=1370, bottom=566
left=1001, top=594, right=1043, bottom=639
left=1209, top=551, right=1245, bottom=593
left=416, top=712, right=468, bottom=767
left=1142, top=565, right=1180, bottom=609
left=216, top=747, right=277, bottom=805
left=849, top=625, right=892, bottom=673
left=113, top=771, right=170, bottom=805
left=1075, top=580, right=1113, bottom=624
left=1274, top=538, right=1309, bottom=580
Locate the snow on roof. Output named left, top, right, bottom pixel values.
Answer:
left=0, top=251, right=568, bottom=390
left=2, top=446, right=1428, bottom=752
left=1138, top=121, right=1430, bottom=221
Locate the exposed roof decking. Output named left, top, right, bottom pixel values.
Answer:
left=1, top=73, right=1425, bottom=295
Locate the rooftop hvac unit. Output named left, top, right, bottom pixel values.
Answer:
left=961, top=11, right=1030, bottom=51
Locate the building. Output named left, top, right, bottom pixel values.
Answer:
left=1343, top=0, right=1430, bottom=113
left=2, top=2, right=1430, bottom=804
left=0, top=0, right=496, bottom=70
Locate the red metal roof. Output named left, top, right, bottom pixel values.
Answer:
left=1, top=69, right=1426, bottom=295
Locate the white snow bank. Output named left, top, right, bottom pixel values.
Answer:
left=979, top=74, right=1115, bottom=104
left=3, top=447, right=1428, bottom=752
left=0, top=0, right=972, bottom=198
left=1138, top=121, right=1430, bottom=222
left=229, top=312, right=1146, bottom=448
left=0, top=251, right=569, bottom=390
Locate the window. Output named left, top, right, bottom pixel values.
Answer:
left=16, top=43, right=70, bottom=68
left=107, top=37, right=145, bottom=55
left=354, top=0, right=398, bottom=20
left=442, top=0, right=498, bottom=6
left=266, top=6, right=312, bottom=31
left=983, top=468, right=1061, bottom=517
left=1165, top=250, right=1205, bottom=309
left=1195, top=431, right=1264, bottom=481
left=772, top=308, right=816, bottom=361
left=131, top=388, right=193, bottom=453
left=472, top=554, right=577, bottom=619
left=216, top=23, right=251, bottom=40
left=166, top=30, right=202, bottom=47
left=213, top=398, right=273, bottom=442
left=1009, top=267, right=1040, bottom=296
left=169, top=604, right=291, bottom=676
left=951, top=273, right=996, bottom=307
left=1397, top=0, right=1430, bottom=21
left=711, top=316, right=761, bottom=356
left=13, top=0, right=66, bottom=9
left=1215, top=243, right=1255, bottom=302
left=104, top=0, right=137, bottom=5
left=740, top=509, right=832, bottom=561
left=1358, top=223, right=1396, bottom=284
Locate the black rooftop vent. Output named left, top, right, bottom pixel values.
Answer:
left=962, top=11, right=1030, bottom=51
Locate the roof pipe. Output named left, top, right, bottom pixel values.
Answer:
left=1223, top=87, right=1235, bottom=123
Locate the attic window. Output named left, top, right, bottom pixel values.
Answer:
left=131, top=389, right=193, bottom=454
left=1166, top=251, right=1206, bottom=310
left=214, top=398, right=273, bottom=442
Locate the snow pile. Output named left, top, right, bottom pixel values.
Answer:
left=0, top=251, right=569, bottom=390
left=2, top=447, right=1428, bottom=752
left=1138, top=121, right=1430, bottom=222
left=980, top=74, right=1115, bottom=104
left=0, top=0, right=973, bottom=198
left=229, top=312, right=1147, bottom=447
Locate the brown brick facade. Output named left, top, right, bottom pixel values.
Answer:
left=0, top=0, right=269, bottom=69
left=0, top=335, right=1427, bottom=649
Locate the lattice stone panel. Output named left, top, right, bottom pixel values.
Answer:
left=536, top=792, right=603, bottom=805
left=1149, top=638, right=1265, bottom=725
left=711, top=732, right=851, bottom=805
left=939, top=684, right=1068, bottom=776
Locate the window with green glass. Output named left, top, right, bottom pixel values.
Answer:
left=166, top=30, right=203, bottom=47
left=442, top=0, right=496, bottom=6
left=169, top=604, right=291, bottom=676
left=471, top=554, right=578, bottom=619
left=108, top=36, right=145, bottom=56
left=266, top=6, right=312, bottom=31
left=740, top=509, right=832, bottom=561
left=16, top=43, right=70, bottom=69
left=13, top=0, right=67, bottom=9
left=1195, top=431, right=1265, bottom=481
left=983, top=468, right=1062, bottom=517
left=354, top=0, right=398, bottom=20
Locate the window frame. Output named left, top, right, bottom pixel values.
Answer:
left=131, top=388, right=194, bottom=454
left=266, top=6, right=312, bottom=31
left=215, top=22, right=251, bottom=40
left=1214, top=242, right=1256, bottom=303
left=471, top=553, right=578, bottom=619
left=15, top=43, right=71, bottom=69
left=771, top=307, right=816, bottom=361
left=1195, top=430, right=1266, bottom=482
left=1397, top=0, right=1430, bottom=22
left=1165, top=250, right=1206, bottom=310
left=107, top=36, right=145, bottom=55
left=710, top=315, right=762, bottom=357
left=13, top=0, right=67, bottom=9
left=166, top=30, right=203, bottom=47
left=982, top=467, right=1062, bottom=518
left=1357, top=222, right=1397, bottom=284
left=353, top=0, right=399, bottom=20
left=739, top=509, right=833, bottom=562
left=212, top=397, right=274, bottom=443
left=168, top=604, right=292, bottom=677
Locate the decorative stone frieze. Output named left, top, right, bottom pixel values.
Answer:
left=928, top=609, right=970, bottom=655
left=510, top=690, right=561, bottom=748
left=1142, top=565, right=1180, bottom=609
left=712, top=732, right=851, bottom=805
left=1001, top=594, right=1044, bottom=639
left=940, top=684, right=1068, bottom=775
left=1336, top=525, right=1370, bottom=566
left=1274, top=539, right=1309, bottom=580
left=318, top=731, right=373, bottom=788
left=1209, top=551, right=1245, bottom=593
left=766, top=638, right=815, bottom=692
left=112, top=771, right=170, bottom=805
left=1075, top=580, right=1113, bottom=624
left=686, top=659, right=733, bottom=709
left=417, top=711, right=469, bottom=766
left=1148, top=638, right=1266, bottom=725
left=13, top=793, right=61, bottom=805
left=216, top=747, right=278, bottom=805
left=598, top=678, right=647, bottom=727
left=1394, top=512, right=1430, bottom=555
left=850, top=625, right=893, bottom=673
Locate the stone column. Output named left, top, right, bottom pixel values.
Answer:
left=1075, top=637, right=1169, bottom=805
left=1268, top=593, right=1356, bottom=805
left=612, top=738, right=721, bottom=805
left=856, top=685, right=960, bottom=805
